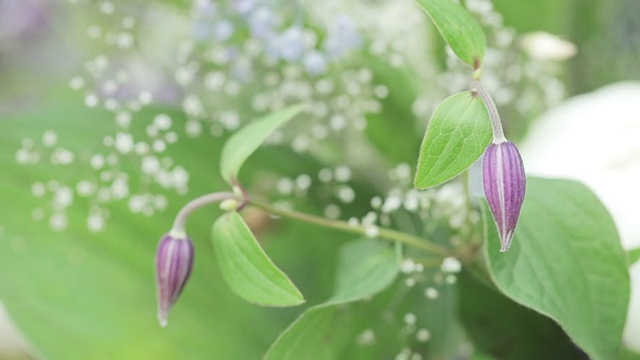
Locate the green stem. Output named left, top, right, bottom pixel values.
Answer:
left=171, top=191, right=237, bottom=237
left=249, top=199, right=451, bottom=256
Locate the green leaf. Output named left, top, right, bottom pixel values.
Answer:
left=459, top=271, right=587, bottom=360
left=220, top=104, right=305, bottom=184
left=330, top=239, right=401, bottom=303
left=414, top=91, right=491, bottom=188
left=265, top=239, right=400, bottom=360
left=484, top=177, right=630, bottom=360
left=414, top=0, right=487, bottom=67
left=264, top=305, right=356, bottom=360
left=212, top=211, right=305, bottom=306
left=627, top=247, right=640, bottom=267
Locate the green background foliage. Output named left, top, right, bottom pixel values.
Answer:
left=0, top=0, right=637, bottom=358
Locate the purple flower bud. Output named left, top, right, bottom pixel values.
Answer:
left=155, top=233, right=194, bottom=327
left=482, top=141, right=526, bottom=252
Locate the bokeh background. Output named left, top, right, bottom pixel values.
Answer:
left=1, top=0, right=639, bottom=358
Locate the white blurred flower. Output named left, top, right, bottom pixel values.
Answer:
left=519, top=31, right=577, bottom=61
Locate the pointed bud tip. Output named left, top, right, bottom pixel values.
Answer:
left=158, top=314, right=168, bottom=328
left=499, top=231, right=515, bottom=252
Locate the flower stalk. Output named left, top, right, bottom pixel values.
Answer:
left=249, top=199, right=451, bottom=256
left=170, top=191, right=238, bottom=237
left=156, top=187, right=451, bottom=328
left=471, top=80, right=506, bottom=144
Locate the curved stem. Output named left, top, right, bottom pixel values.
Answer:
left=249, top=199, right=451, bottom=256
left=171, top=192, right=237, bottom=237
left=471, top=80, right=507, bottom=143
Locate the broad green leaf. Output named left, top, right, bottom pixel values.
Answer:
left=414, top=0, right=487, bottom=67
left=212, top=211, right=304, bottom=306
left=484, top=178, right=630, bottom=360
left=628, top=247, right=640, bottom=267
left=265, top=239, right=400, bottom=360
left=330, top=239, right=401, bottom=302
left=264, top=306, right=356, bottom=360
left=414, top=91, right=491, bottom=188
left=220, top=104, right=305, bottom=184
left=459, top=271, right=587, bottom=359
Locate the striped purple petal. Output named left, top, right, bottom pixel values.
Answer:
left=155, top=233, right=194, bottom=327
left=482, top=141, right=526, bottom=252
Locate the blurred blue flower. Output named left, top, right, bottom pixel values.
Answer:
left=193, top=0, right=216, bottom=18
left=232, top=0, right=257, bottom=15
left=304, top=51, right=328, bottom=76
left=248, top=7, right=279, bottom=38
left=277, top=26, right=305, bottom=62
left=323, top=14, right=362, bottom=59
left=193, top=21, right=213, bottom=40
left=215, top=20, right=235, bottom=41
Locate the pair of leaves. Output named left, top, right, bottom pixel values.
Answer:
left=265, top=239, right=401, bottom=359
left=211, top=104, right=307, bottom=307
left=414, top=91, right=491, bottom=188
left=412, top=0, right=491, bottom=188
left=483, top=178, right=630, bottom=360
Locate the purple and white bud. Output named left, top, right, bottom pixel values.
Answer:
left=155, top=233, right=194, bottom=327
left=482, top=141, right=526, bottom=252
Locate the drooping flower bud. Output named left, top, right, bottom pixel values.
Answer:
left=482, top=141, right=526, bottom=252
left=155, top=233, right=194, bottom=327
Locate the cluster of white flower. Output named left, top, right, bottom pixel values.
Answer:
left=17, top=0, right=556, bottom=243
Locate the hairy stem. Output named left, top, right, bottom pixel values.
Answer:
left=249, top=199, right=451, bottom=256
left=471, top=80, right=507, bottom=143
